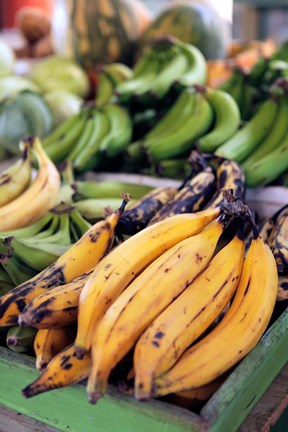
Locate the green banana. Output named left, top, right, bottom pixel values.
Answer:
left=115, top=50, right=161, bottom=103
left=45, top=112, right=88, bottom=163
left=243, top=97, right=288, bottom=168
left=42, top=112, right=83, bottom=148
left=238, top=81, right=256, bottom=120
left=96, top=63, right=133, bottom=106
left=66, top=109, right=98, bottom=162
left=0, top=212, right=53, bottom=239
left=70, top=209, right=92, bottom=237
left=215, top=97, right=278, bottom=162
left=139, top=45, right=188, bottom=99
left=7, top=236, right=69, bottom=271
left=74, top=198, right=135, bottom=221
left=249, top=56, right=269, bottom=86
left=25, top=213, right=71, bottom=246
left=176, top=41, right=207, bottom=87
left=2, top=254, right=37, bottom=285
left=145, top=91, right=214, bottom=162
left=143, top=88, right=196, bottom=142
left=105, top=63, right=132, bottom=86
left=245, top=134, right=288, bottom=187
left=218, top=69, right=245, bottom=107
left=0, top=266, right=14, bottom=295
left=74, top=180, right=153, bottom=201
left=99, top=104, right=133, bottom=158
left=6, top=326, right=37, bottom=353
left=155, top=158, right=191, bottom=179
left=30, top=214, right=60, bottom=240
left=198, top=88, right=241, bottom=152
left=95, top=70, right=116, bottom=107
left=73, top=109, right=110, bottom=172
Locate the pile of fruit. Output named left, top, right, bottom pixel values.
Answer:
left=22, top=35, right=285, bottom=190
left=0, top=1, right=287, bottom=414
left=0, top=137, right=286, bottom=411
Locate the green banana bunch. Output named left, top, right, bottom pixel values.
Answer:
left=218, top=68, right=246, bottom=108
left=95, top=63, right=132, bottom=106
left=249, top=41, right=288, bottom=86
left=0, top=266, right=14, bottom=295
left=216, top=97, right=279, bottom=162
left=143, top=89, right=214, bottom=162
left=245, top=133, right=288, bottom=187
left=115, top=37, right=207, bottom=105
left=73, top=180, right=153, bottom=201
left=43, top=109, right=90, bottom=163
left=243, top=96, right=288, bottom=169
left=0, top=205, right=94, bottom=288
left=69, top=104, right=132, bottom=172
left=198, top=88, right=241, bottom=153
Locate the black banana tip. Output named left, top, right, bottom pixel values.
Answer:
left=21, top=386, right=32, bottom=399
left=88, top=391, right=102, bottom=404
left=6, top=336, right=18, bottom=346
left=18, top=314, right=30, bottom=327
left=74, top=346, right=86, bottom=360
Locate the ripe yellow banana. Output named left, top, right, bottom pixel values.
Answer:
left=152, top=233, right=278, bottom=398
left=268, top=206, right=288, bottom=273
left=134, top=228, right=245, bottom=400
left=0, top=139, right=32, bottom=207
left=277, top=275, right=288, bottom=301
left=207, top=159, right=245, bottom=208
left=86, top=214, right=230, bottom=403
left=148, top=166, right=216, bottom=225
left=34, top=326, right=76, bottom=371
left=170, top=375, right=227, bottom=409
left=0, top=137, right=60, bottom=230
left=116, top=186, right=178, bottom=236
left=0, top=197, right=129, bottom=327
left=258, top=216, right=275, bottom=243
left=74, top=206, right=220, bottom=357
left=19, top=272, right=91, bottom=329
left=22, top=344, right=91, bottom=398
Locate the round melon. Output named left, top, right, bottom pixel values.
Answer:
left=51, top=0, right=152, bottom=68
left=142, top=1, right=228, bottom=60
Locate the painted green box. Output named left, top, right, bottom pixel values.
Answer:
left=0, top=304, right=286, bottom=432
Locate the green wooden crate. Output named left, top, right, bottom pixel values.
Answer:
left=0, top=305, right=287, bottom=432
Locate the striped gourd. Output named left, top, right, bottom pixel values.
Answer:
left=52, top=0, right=152, bottom=67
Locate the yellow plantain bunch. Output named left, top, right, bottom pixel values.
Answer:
left=13, top=189, right=278, bottom=409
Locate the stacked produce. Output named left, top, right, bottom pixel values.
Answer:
left=0, top=136, right=286, bottom=410
left=0, top=140, right=155, bottom=291
left=0, top=2, right=287, bottom=414
left=0, top=189, right=277, bottom=404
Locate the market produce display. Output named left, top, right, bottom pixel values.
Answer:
left=0, top=0, right=287, bottom=425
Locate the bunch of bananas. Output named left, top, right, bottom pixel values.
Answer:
left=42, top=102, right=133, bottom=171
left=0, top=204, right=93, bottom=290
left=0, top=136, right=60, bottom=231
left=126, top=85, right=241, bottom=167
left=214, top=85, right=288, bottom=187
left=13, top=191, right=279, bottom=405
left=95, top=63, right=132, bottom=107
left=115, top=36, right=207, bottom=105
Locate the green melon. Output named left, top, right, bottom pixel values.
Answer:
left=142, top=2, right=228, bottom=60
